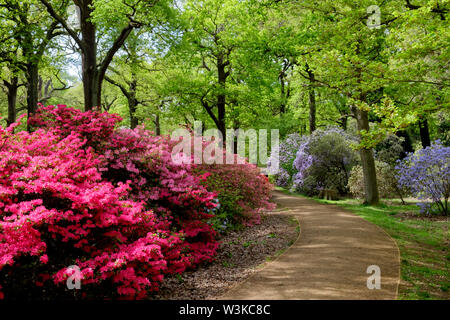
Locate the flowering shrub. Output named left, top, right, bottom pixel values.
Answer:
left=293, top=128, right=358, bottom=196
left=396, top=141, right=449, bottom=215
left=30, top=105, right=219, bottom=264
left=0, top=106, right=220, bottom=299
left=0, top=126, right=173, bottom=299
left=195, top=159, right=275, bottom=232
left=28, top=104, right=122, bottom=150
left=100, top=127, right=219, bottom=267
left=268, top=133, right=304, bottom=187
left=1, top=104, right=275, bottom=299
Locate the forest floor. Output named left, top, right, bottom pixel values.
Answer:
left=150, top=211, right=299, bottom=299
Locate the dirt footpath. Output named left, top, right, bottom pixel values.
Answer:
left=220, top=191, right=400, bottom=300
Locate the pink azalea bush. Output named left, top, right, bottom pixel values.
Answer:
left=0, top=107, right=218, bottom=299
left=99, top=127, right=219, bottom=267
left=195, top=152, right=275, bottom=231
left=28, top=104, right=121, bottom=150
left=0, top=105, right=274, bottom=299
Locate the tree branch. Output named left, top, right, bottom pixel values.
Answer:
left=104, top=75, right=131, bottom=100
left=97, top=21, right=141, bottom=85
left=405, top=0, right=448, bottom=18
left=39, top=0, right=85, bottom=50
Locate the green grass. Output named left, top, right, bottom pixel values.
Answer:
left=276, top=187, right=449, bottom=300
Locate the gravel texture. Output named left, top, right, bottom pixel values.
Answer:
left=150, top=211, right=299, bottom=300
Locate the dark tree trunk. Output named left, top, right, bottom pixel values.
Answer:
left=306, top=64, right=316, bottom=133
left=279, top=69, right=287, bottom=114
left=280, top=75, right=286, bottom=114
left=128, top=78, right=138, bottom=129
left=105, top=71, right=139, bottom=129
left=217, top=54, right=228, bottom=140
left=418, top=118, right=431, bottom=148
left=41, top=0, right=137, bottom=111
left=308, top=87, right=316, bottom=133
left=4, top=77, right=19, bottom=127
left=354, top=107, right=380, bottom=205
left=78, top=0, right=99, bottom=111
left=26, top=63, right=39, bottom=117
left=395, top=129, right=414, bottom=158
left=105, top=72, right=139, bottom=128
left=341, top=115, right=348, bottom=131
left=154, top=114, right=160, bottom=135
left=128, top=101, right=138, bottom=129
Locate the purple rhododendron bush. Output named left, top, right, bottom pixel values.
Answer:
left=268, top=128, right=358, bottom=196
left=0, top=105, right=274, bottom=299
left=396, top=141, right=449, bottom=215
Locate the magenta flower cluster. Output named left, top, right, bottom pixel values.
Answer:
left=0, top=105, right=273, bottom=299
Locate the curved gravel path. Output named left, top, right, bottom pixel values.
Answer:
left=221, top=191, right=400, bottom=300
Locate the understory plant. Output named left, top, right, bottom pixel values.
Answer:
left=348, top=161, right=407, bottom=201
left=349, top=134, right=409, bottom=202
left=267, top=133, right=304, bottom=187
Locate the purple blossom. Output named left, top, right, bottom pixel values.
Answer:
left=268, top=133, right=305, bottom=187
left=292, top=127, right=358, bottom=195
left=275, top=168, right=291, bottom=187
left=396, top=140, right=449, bottom=215
left=292, top=141, right=314, bottom=189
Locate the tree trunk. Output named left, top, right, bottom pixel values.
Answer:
left=354, top=107, right=380, bottom=205
left=4, top=77, right=19, bottom=127
left=128, top=78, right=138, bottom=129
left=395, top=129, right=414, bottom=157
left=418, top=118, right=431, bottom=148
left=40, top=0, right=137, bottom=110
left=128, top=100, right=138, bottom=129
left=279, top=72, right=286, bottom=114
left=79, top=0, right=99, bottom=111
left=217, top=54, right=227, bottom=140
left=340, top=115, right=348, bottom=131
left=154, top=114, right=160, bottom=135
left=308, top=87, right=316, bottom=133
left=306, top=64, right=316, bottom=133
left=26, top=63, right=39, bottom=117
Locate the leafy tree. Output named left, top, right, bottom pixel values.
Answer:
left=39, top=0, right=173, bottom=110
left=0, top=0, right=64, bottom=121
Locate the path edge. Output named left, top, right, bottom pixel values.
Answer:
left=278, top=190, right=401, bottom=300
left=216, top=210, right=302, bottom=300
left=217, top=191, right=401, bottom=300
left=312, top=198, right=402, bottom=300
